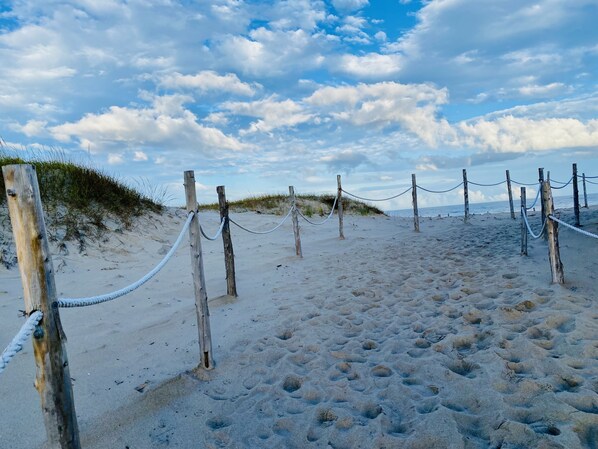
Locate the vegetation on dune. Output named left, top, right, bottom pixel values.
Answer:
left=0, top=148, right=164, bottom=268
left=198, top=193, right=385, bottom=216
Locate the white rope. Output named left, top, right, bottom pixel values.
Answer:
left=526, top=186, right=542, bottom=210
left=551, top=176, right=573, bottom=189
left=511, top=179, right=537, bottom=186
left=585, top=174, right=598, bottom=179
left=200, top=218, right=226, bottom=241
left=521, top=208, right=546, bottom=239
left=296, top=196, right=338, bottom=226
left=229, top=207, right=293, bottom=235
left=416, top=182, right=463, bottom=194
left=341, top=186, right=412, bottom=202
left=0, top=311, right=43, bottom=375
left=468, top=180, right=506, bottom=187
left=57, top=212, right=194, bottom=308
left=549, top=215, right=598, bottom=239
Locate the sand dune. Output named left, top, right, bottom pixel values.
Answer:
left=1, top=207, right=597, bottom=449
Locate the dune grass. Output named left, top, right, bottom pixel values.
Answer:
left=198, top=193, right=385, bottom=216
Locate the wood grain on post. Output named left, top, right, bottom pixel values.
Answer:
left=520, top=187, right=527, bottom=256
left=289, top=186, right=302, bottom=257
left=462, top=169, right=469, bottom=222
left=542, top=181, right=565, bottom=284
left=582, top=173, right=588, bottom=208
left=506, top=170, right=515, bottom=219
left=184, top=171, right=214, bottom=370
left=572, top=163, right=580, bottom=227
left=538, top=168, right=546, bottom=239
left=217, top=186, right=237, bottom=297
left=2, top=165, right=80, bottom=449
left=411, top=174, right=419, bottom=232
left=337, top=175, right=344, bottom=240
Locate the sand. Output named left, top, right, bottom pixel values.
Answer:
left=1, top=206, right=597, bottom=449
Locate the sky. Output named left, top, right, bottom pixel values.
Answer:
left=1, top=0, right=597, bottom=210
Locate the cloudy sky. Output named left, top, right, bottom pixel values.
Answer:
left=1, top=0, right=597, bottom=209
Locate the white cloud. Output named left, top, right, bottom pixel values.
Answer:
left=107, top=153, right=124, bottom=165
left=331, top=0, right=369, bottom=13
left=50, top=94, right=246, bottom=152
left=133, top=151, right=148, bottom=161
left=337, top=53, right=402, bottom=78
left=222, top=96, right=313, bottom=134
left=458, top=116, right=598, bottom=152
left=518, top=82, right=568, bottom=97
left=160, top=71, right=260, bottom=96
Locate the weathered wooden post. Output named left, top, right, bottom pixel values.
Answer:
left=217, top=186, right=237, bottom=297
left=572, top=163, right=580, bottom=227
left=289, top=186, right=302, bottom=257
left=542, top=181, right=564, bottom=284
left=337, top=175, right=344, bottom=240
left=520, top=187, right=527, bottom=256
left=184, top=171, right=214, bottom=369
left=411, top=173, right=419, bottom=232
left=539, top=168, right=547, bottom=240
left=582, top=173, right=588, bottom=208
left=506, top=170, right=515, bottom=219
left=2, top=165, right=80, bottom=449
left=462, top=169, right=469, bottom=222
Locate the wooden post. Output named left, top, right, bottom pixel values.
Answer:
left=462, top=169, right=469, bottom=222
left=520, top=187, right=527, bottom=256
left=337, top=175, right=344, bottom=240
left=572, top=163, right=580, bottom=227
left=2, top=165, right=80, bottom=449
left=542, top=181, right=564, bottom=284
left=582, top=173, right=588, bottom=208
left=506, top=170, right=515, bottom=219
left=217, top=186, right=237, bottom=297
left=539, top=168, right=547, bottom=240
left=412, top=173, right=419, bottom=232
left=289, top=186, right=302, bottom=257
left=184, top=171, right=214, bottom=370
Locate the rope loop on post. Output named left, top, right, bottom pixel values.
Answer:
left=296, top=196, right=338, bottom=226
left=57, top=212, right=195, bottom=308
left=468, top=179, right=506, bottom=187
left=416, top=182, right=463, bottom=194
left=229, top=207, right=294, bottom=235
left=549, top=215, right=598, bottom=239
left=341, top=186, right=412, bottom=202
left=0, top=311, right=43, bottom=375
left=200, top=218, right=226, bottom=241
left=521, top=207, right=547, bottom=239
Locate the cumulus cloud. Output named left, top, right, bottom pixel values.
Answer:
left=50, top=94, right=246, bottom=152
left=319, top=149, right=369, bottom=172
left=336, top=53, right=402, bottom=78
left=222, top=96, right=313, bottom=134
left=306, top=82, right=456, bottom=147
left=331, top=0, right=369, bottom=13
left=160, top=71, right=260, bottom=96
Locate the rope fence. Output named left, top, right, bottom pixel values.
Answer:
left=57, top=212, right=194, bottom=308
left=2, top=162, right=596, bottom=447
left=550, top=176, right=573, bottom=189
left=0, top=311, right=43, bottom=375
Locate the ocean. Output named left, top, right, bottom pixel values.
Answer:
left=387, top=193, right=598, bottom=218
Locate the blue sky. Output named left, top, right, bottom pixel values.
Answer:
left=1, top=0, right=597, bottom=209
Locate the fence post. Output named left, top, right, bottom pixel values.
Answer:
left=572, top=163, right=580, bottom=227
left=542, top=181, right=565, bottom=284
left=412, top=173, right=419, bottom=232
left=289, top=186, right=302, bottom=257
left=506, top=170, right=515, bottom=219
left=520, top=187, right=527, bottom=256
left=217, top=186, right=237, bottom=297
left=2, top=165, right=80, bottom=449
left=184, top=171, right=214, bottom=370
left=539, top=168, right=547, bottom=240
left=462, top=169, right=469, bottom=222
left=337, top=175, right=345, bottom=240
left=582, top=173, right=588, bottom=208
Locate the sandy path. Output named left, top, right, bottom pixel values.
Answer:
left=1, top=208, right=597, bottom=449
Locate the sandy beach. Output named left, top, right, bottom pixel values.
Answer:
left=1, top=206, right=597, bottom=449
